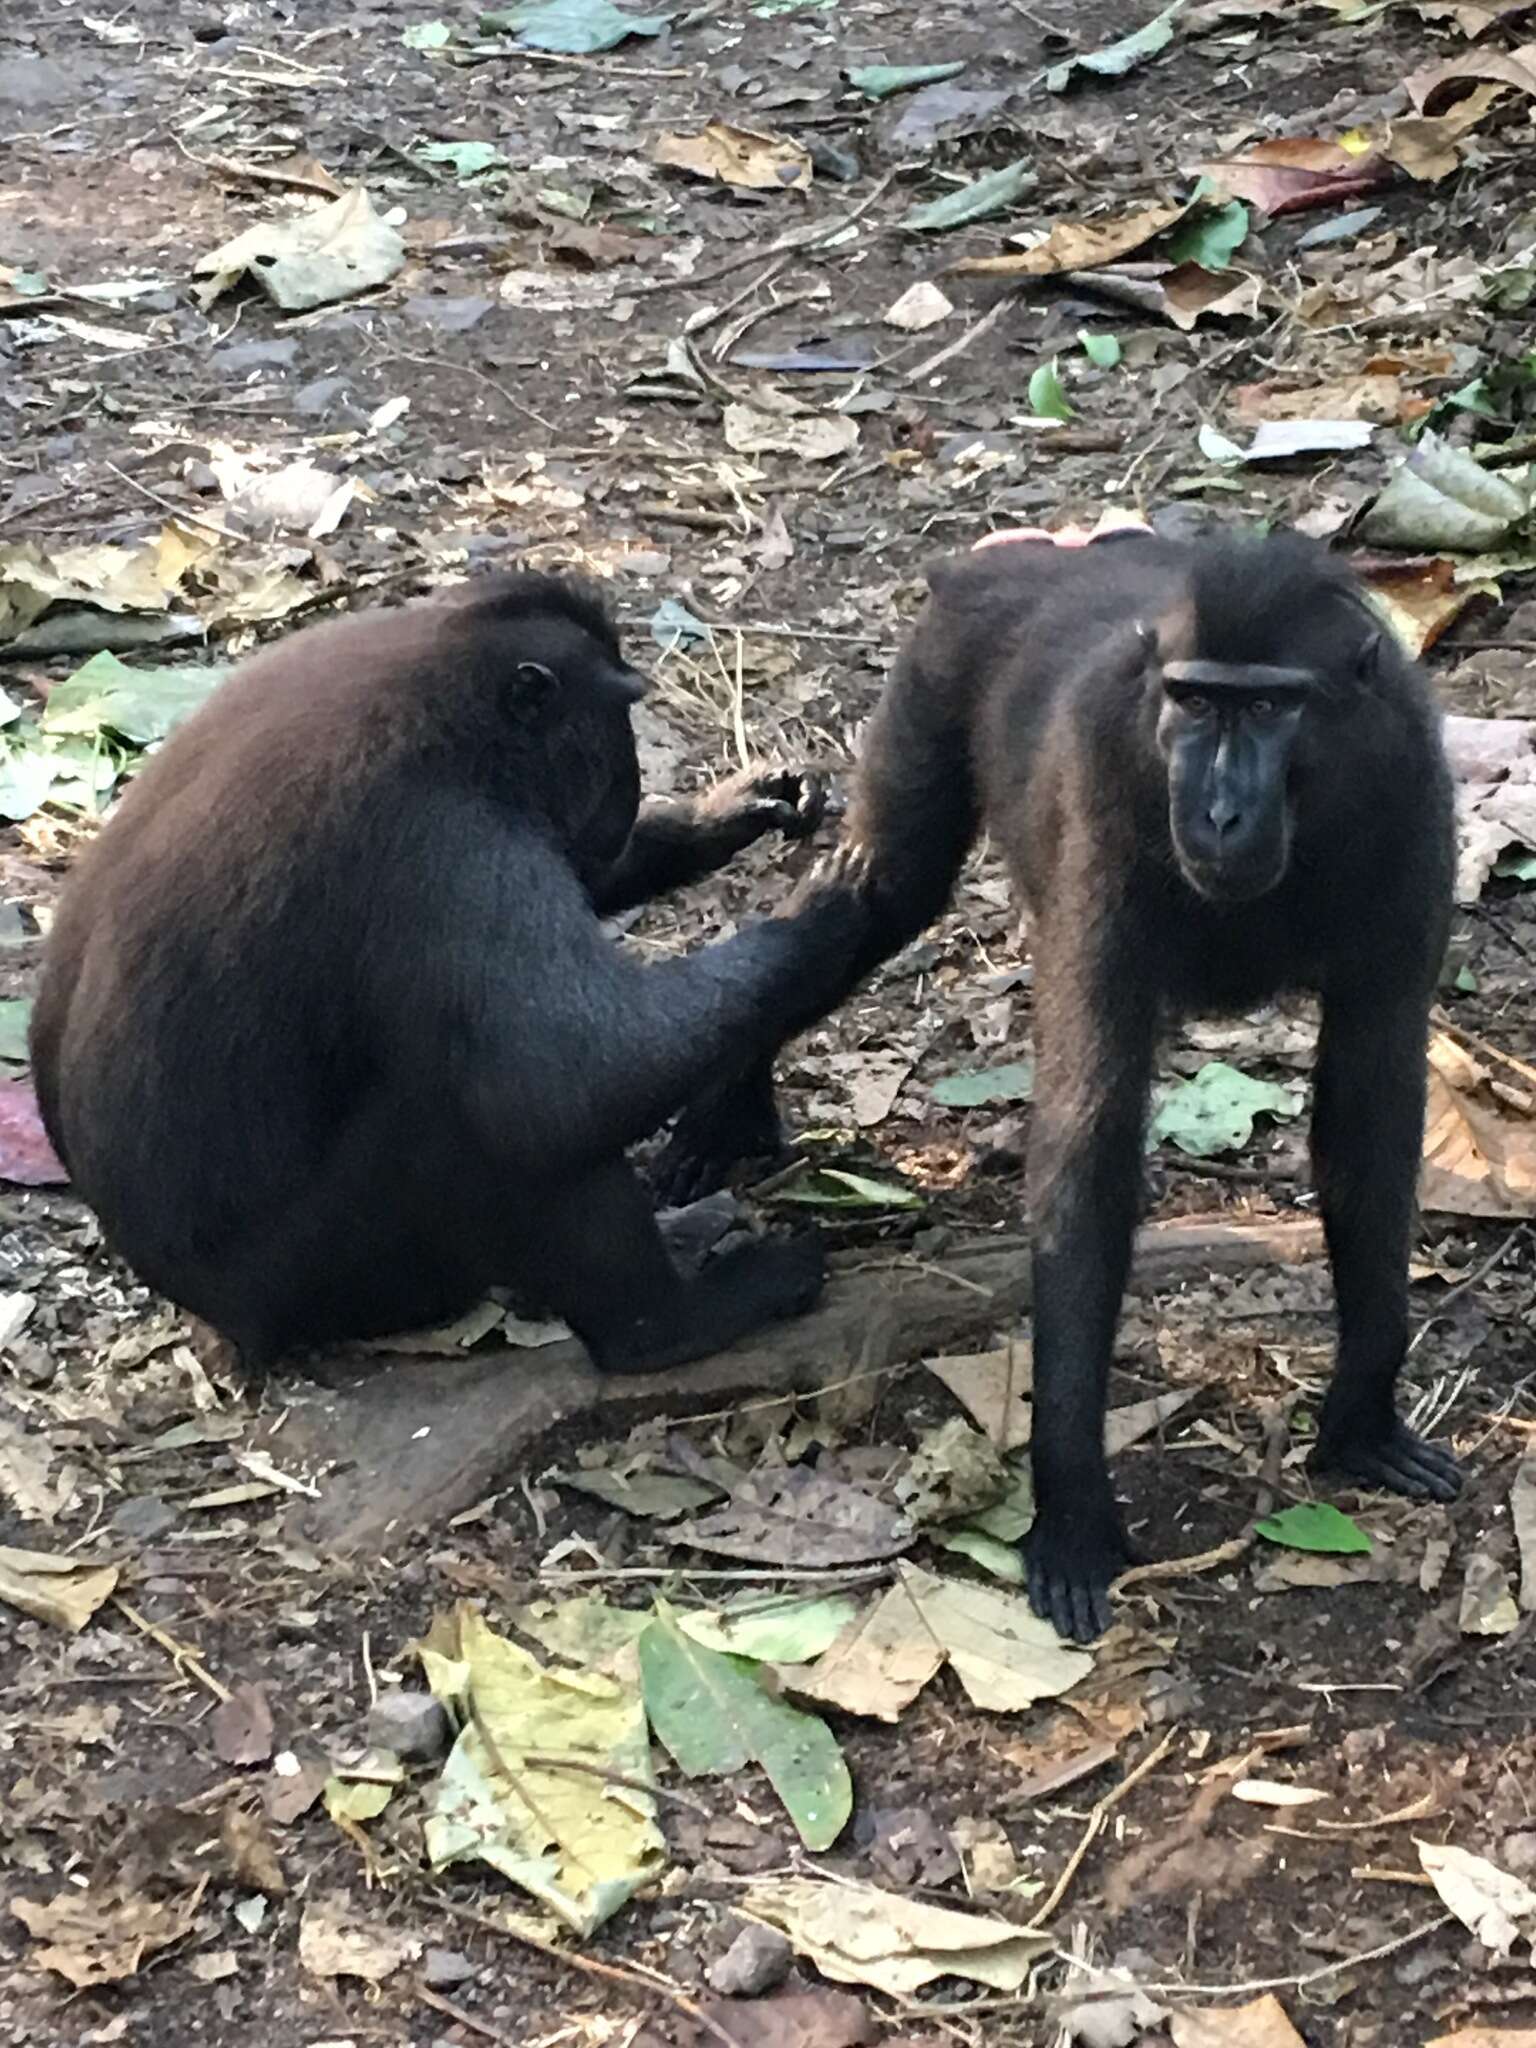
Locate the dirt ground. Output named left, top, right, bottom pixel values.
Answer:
left=6, top=1, right=1536, bottom=2044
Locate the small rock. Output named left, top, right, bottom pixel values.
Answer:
left=366, top=1689, right=451, bottom=1764
left=111, top=1495, right=179, bottom=1543
left=706, top=1922, right=792, bottom=1998
left=422, top=1947, right=475, bottom=1990
left=1504, top=1830, right=1536, bottom=1876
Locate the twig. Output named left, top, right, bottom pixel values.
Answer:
left=1115, top=1397, right=1288, bottom=1593
left=105, top=462, right=242, bottom=542
left=1026, top=1730, right=1176, bottom=1930
left=640, top=168, right=903, bottom=296
left=1408, top=1223, right=1527, bottom=1358
left=113, top=1596, right=231, bottom=1703
left=519, top=1749, right=711, bottom=1817
left=904, top=296, right=1014, bottom=385
left=543, top=1563, right=894, bottom=1585
left=433, top=1898, right=747, bottom=2048
left=631, top=501, right=740, bottom=531
left=171, top=136, right=340, bottom=197
left=466, top=44, right=694, bottom=78
left=415, top=1983, right=514, bottom=2046
left=371, top=351, right=555, bottom=433
left=1115, top=1912, right=1455, bottom=1997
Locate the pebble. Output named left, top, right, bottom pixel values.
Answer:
left=706, top=1922, right=792, bottom=1998
left=365, top=1689, right=451, bottom=1764
left=421, top=1948, right=475, bottom=1990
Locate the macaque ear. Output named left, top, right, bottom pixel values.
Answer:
left=510, top=660, right=560, bottom=721
left=603, top=660, right=648, bottom=706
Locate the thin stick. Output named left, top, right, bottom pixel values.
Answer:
left=171, top=136, right=340, bottom=197
left=519, top=1750, right=711, bottom=1817
left=903, top=295, right=1013, bottom=385
left=415, top=1983, right=514, bottom=2045
left=468, top=44, right=694, bottom=79
left=105, top=462, right=241, bottom=542
left=371, top=351, right=555, bottom=433
left=640, top=169, right=902, bottom=296
left=433, top=1898, right=747, bottom=2048
left=1027, top=1730, right=1176, bottom=1930
left=543, top=1563, right=894, bottom=1586
left=112, top=1596, right=231, bottom=1703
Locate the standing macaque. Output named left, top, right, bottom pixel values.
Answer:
left=659, top=528, right=1459, bottom=1640
left=31, top=574, right=872, bottom=1381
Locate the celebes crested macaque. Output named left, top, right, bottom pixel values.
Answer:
left=659, top=527, right=1459, bottom=1641
left=31, top=573, right=873, bottom=1382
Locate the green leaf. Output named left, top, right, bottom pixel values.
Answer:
left=1254, top=1503, right=1372, bottom=1555
left=402, top=19, right=452, bottom=46
left=414, top=140, right=506, bottom=179
left=901, top=160, right=1035, bottom=233
left=0, top=999, right=30, bottom=1068
left=7, top=271, right=48, bottom=297
left=479, top=0, right=670, bottom=53
left=1079, top=329, right=1121, bottom=369
left=639, top=1608, right=851, bottom=1850
left=1028, top=357, right=1074, bottom=423
left=931, top=1060, right=1035, bottom=1108
left=1495, top=850, right=1536, bottom=882
left=1454, top=963, right=1480, bottom=992
left=772, top=1166, right=925, bottom=1210
left=0, top=747, right=59, bottom=823
left=845, top=60, right=967, bottom=101
left=41, top=651, right=228, bottom=747
left=678, top=1593, right=861, bottom=1662
left=1163, top=200, right=1248, bottom=271
left=931, top=1527, right=1025, bottom=1582
left=1149, top=1061, right=1303, bottom=1159
left=1045, top=3, right=1183, bottom=92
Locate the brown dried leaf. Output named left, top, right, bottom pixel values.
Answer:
left=1192, top=139, right=1389, bottom=216
left=678, top=1467, right=915, bottom=1567
left=0, top=1544, right=118, bottom=1630
left=1233, top=374, right=1408, bottom=424
left=1422, top=1031, right=1536, bottom=1218
left=951, top=200, right=1189, bottom=278
left=211, top=1681, right=275, bottom=1766
left=778, top=1585, right=945, bottom=1722
left=1382, top=84, right=1508, bottom=180
left=654, top=122, right=811, bottom=193
left=1358, top=557, right=1485, bottom=657
left=297, top=1892, right=418, bottom=1981
left=1170, top=1997, right=1306, bottom=2048
left=1069, top=261, right=1261, bottom=330
left=1410, top=39, right=1536, bottom=109
left=11, top=1885, right=201, bottom=1988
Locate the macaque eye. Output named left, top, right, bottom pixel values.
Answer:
left=1249, top=697, right=1276, bottom=720
left=1183, top=694, right=1214, bottom=721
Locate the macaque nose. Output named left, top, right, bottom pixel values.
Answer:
left=1207, top=795, right=1242, bottom=838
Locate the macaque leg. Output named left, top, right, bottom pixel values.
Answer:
left=1309, top=989, right=1461, bottom=1498
left=510, top=1159, right=823, bottom=1373
left=653, top=644, right=981, bottom=1201
left=1024, top=914, right=1158, bottom=1644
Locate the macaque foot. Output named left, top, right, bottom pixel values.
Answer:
left=1310, top=1415, right=1462, bottom=1502
left=652, top=1082, right=786, bottom=1206
left=1024, top=1507, right=1135, bottom=1645
left=587, top=1232, right=825, bottom=1375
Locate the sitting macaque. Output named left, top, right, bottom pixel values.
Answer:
left=31, top=574, right=872, bottom=1381
left=659, top=526, right=1459, bottom=1640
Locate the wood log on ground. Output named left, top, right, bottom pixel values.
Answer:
left=280, top=1215, right=1324, bottom=1556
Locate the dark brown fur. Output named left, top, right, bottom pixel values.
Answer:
left=658, top=529, right=1459, bottom=1639
left=31, top=573, right=870, bottom=1378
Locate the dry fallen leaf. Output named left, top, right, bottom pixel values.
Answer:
left=211, top=1681, right=276, bottom=1766
left=1459, top=1551, right=1519, bottom=1636
left=297, top=1892, right=418, bottom=1981
left=952, top=199, right=1190, bottom=277
left=1360, top=557, right=1489, bottom=658
left=654, top=122, right=811, bottom=193
left=1170, top=1996, right=1307, bottom=2048
left=777, top=1582, right=946, bottom=1722
left=723, top=404, right=860, bottom=462
left=12, top=1885, right=203, bottom=1988
left=884, top=281, right=953, bottom=330
left=1409, top=38, right=1536, bottom=110
left=1192, top=138, right=1389, bottom=216
left=1234, top=373, right=1409, bottom=424
left=1421, top=1030, right=1536, bottom=1217
left=0, top=1543, right=119, bottom=1630
left=1418, top=1839, right=1536, bottom=1957
left=743, top=1876, right=1050, bottom=1998
left=1069, top=260, right=1261, bottom=331
left=1230, top=1779, right=1329, bottom=1808
left=1513, top=1455, right=1536, bottom=1611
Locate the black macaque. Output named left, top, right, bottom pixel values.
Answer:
left=30, top=573, right=872, bottom=1382
left=658, top=528, right=1460, bottom=1642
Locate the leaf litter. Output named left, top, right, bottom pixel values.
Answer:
left=9, top=0, right=1536, bottom=2041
